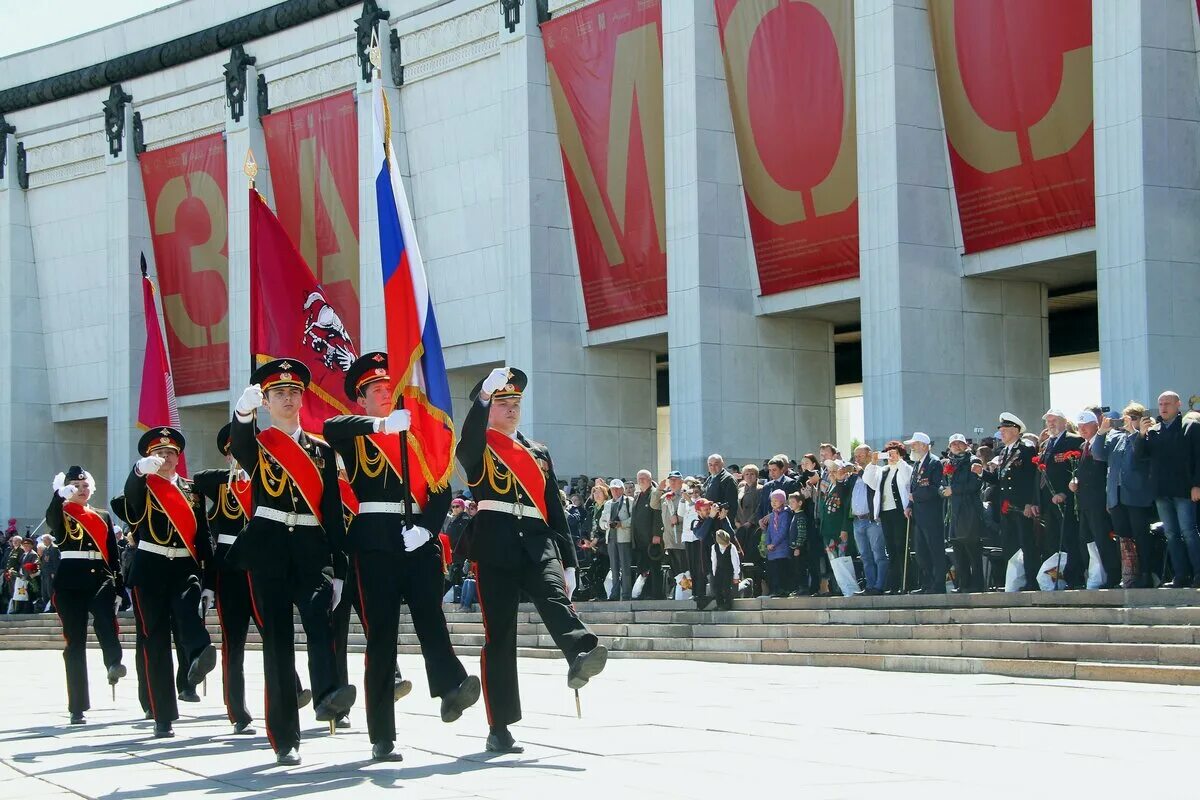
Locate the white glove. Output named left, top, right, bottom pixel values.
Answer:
left=331, top=578, right=344, bottom=611
left=57, top=484, right=78, bottom=500
left=481, top=367, right=509, bottom=397
left=200, top=589, right=215, bottom=614
left=236, top=384, right=264, bottom=416
left=136, top=455, right=165, bottom=476
left=564, top=567, right=577, bottom=599
left=383, top=409, right=411, bottom=434
left=114, top=596, right=122, bottom=615
left=402, top=526, right=432, bottom=551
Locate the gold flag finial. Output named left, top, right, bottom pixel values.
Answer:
left=369, top=27, right=382, bottom=74
left=244, top=148, right=259, bottom=187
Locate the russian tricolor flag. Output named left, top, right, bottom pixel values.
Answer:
left=372, top=80, right=455, bottom=491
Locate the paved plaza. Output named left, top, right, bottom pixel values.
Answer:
left=0, top=649, right=1196, bottom=799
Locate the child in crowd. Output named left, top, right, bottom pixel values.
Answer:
left=760, top=489, right=794, bottom=598
left=710, top=529, right=741, bottom=611
left=787, top=492, right=808, bottom=596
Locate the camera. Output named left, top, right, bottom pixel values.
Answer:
left=1098, top=406, right=1110, bottom=413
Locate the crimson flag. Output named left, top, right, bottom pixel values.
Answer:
left=137, top=255, right=188, bottom=476
left=249, top=189, right=355, bottom=431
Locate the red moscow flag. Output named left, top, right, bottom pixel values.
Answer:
left=248, top=189, right=354, bottom=431
left=137, top=257, right=188, bottom=476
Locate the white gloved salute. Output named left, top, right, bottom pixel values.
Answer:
left=235, top=384, right=264, bottom=417
left=136, top=455, right=165, bottom=476
left=564, top=567, right=577, bottom=600
left=57, top=484, right=78, bottom=500
left=479, top=367, right=509, bottom=399
left=402, top=526, right=432, bottom=551
left=382, top=408, right=411, bottom=434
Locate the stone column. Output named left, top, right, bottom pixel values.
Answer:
left=663, top=0, right=834, bottom=475
left=498, top=11, right=657, bottom=480
left=1095, top=0, right=1200, bottom=405
left=226, top=59, right=271, bottom=407
left=105, top=92, right=155, bottom=493
left=0, top=128, right=55, bottom=521
left=856, top=0, right=1047, bottom=445
left=357, top=18, right=405, bottom=352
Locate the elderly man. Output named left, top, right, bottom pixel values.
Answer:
left=600, top=480, right=634, bottom=600
left=848, top=446, right=886, bottom=594
left=757, top=455, right=799, bottom=521
left=905, top=433, right=945, bottom=594
left=704, top=454, right=739, bottom=512
left=1040, top=409, right=1086, bottom=587
left=1136, top=391, right=1200, bottom=587
left=975, top=413, right=1041, bottom=591
left=659, top=471, right=688, bottom=580
left=942, top=435, right=986, bottom=592
left=630, top=470, right=663, bottom=600
left=1071, top=410, right=1119, bottom=587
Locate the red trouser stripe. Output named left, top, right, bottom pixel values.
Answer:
left=245, top=572, right=277, bottom=752
left=132, top=588, right=156, bottom=719
left=474, top=566, right=493, bottom=726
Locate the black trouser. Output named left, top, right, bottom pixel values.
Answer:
left=880, top=509, right=908, bottom=592
left=248, top=562, right=338, bottom=753
left=54, top=578, right=122, bottom=715
left=632, top=545, right=663, bottom=600
left=912, top=506, right=946, bottom=593
left=1079, top=503, right=1119, bottom=587
left=713, top=567, right=734, bottom=609
left=215, top=567, right=255, bottom=727
left=765, top=557, right=790, bottom=596
left=1000, top=509, right=1039, bottom=589
left=475, top=554, right=597, bottom=728
left=353, top=541, right=468, bottom=744
left=1045, top=500, right=1084, bottom=586
left=950, top=537, right=983, bottom=592
left=131, top=559, right=210, bottom=725
left=1110, top=502, right=1154, bottom=585
left=685, top=540, right=708, bottom=599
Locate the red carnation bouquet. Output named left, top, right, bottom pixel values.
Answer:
left=942, top=462, right=956, bottom=477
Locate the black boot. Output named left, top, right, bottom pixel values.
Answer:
left=440, top=675, right=481, bottom=723
left=232, top=721, right=256, bottom=735
left=567, top=645, right=608, bottom=690
left=69, top=712, right=86, bottom=725
left=186, top=645, right=217, bottom=685
left=485, top=725, right=524, bottom=754
left=276, top=747, right=301, bottom=766
left=314, top=685, right=357, bottom=721
left=153, top=722, right=174, bottom=739
left=371, top=741, right=403, bottom=762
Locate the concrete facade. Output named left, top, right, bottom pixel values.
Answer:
left=0, top=0, right=1197, bottom=521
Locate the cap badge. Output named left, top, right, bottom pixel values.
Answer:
left=280, top=372, right=292, bottom=381
left=371, top=353, right=385, bottom=363
left=279, top=361, right=293, bottom=369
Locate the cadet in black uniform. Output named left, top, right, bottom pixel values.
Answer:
left=124, top=427, right=218, bottom=738
left=44, top=465, right=126, bottom=725
left=975, top=413, right=1042, bottom=591
left=455, top=366, right=607, bottom=754
left=231, top=358, right=355, bottom=766
left=325, top=352, right=481, bottom=762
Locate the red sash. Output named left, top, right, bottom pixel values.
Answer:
left=338, top=476, right=359, bottom=516
left=231, top=478, right=253, bottom=519
left=145, top=474, right=200, bottom=560
left=257, top=427, right=325, bottom=524
left=485, top=429, right=549, bottom=521
left=62, top=503, right=111, bottom=563
left=365, top=432, right=431, bottom=507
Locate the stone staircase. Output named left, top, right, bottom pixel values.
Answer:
left=4, top=589, right=1200, bottom=685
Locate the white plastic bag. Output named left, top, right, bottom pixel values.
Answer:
left=442, top=587, right=456, bottom=604
left=13, top=577, right=28, bottom=601
left=632, top=572, right=647, bottom=599
left=1037, top=552, right=1069, bottom=591
left=674, top=572, right=692, bottom=601
left=829, top=554, right=858, bottom=597
left=1086, top=541, right=1106, bottom=590
left=1004, top=550, right=1025, bottom=592
left=603, top=570, right=614, bottom=597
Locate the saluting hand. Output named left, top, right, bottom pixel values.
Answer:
left=136, top=455, right=165, bottom=476
left=480, top=367, right=509, bottom=400
left=383, top=408, right=411, bottom=434
left=236, top=384, right=264, bottom=416
left=57, top=484, right=78, bottom=500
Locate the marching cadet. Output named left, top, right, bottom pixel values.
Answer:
left=44, top=466, right=126, bottom=725
left=456, top=366, right=607, bottom=754
left=123, top=427, right=218, bottom=739
left=974, top=413, right=1042, bottom=591
left=231, top=358, right=356, bottom=766
left=325, top=352, right=481, bottom=762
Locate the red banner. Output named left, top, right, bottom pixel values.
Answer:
left=262, top=92, right=361, bottom=342
left=929, top=0, right=1094, bottom=253
left=139, top=134, right=229, bottom=394
left=544, top=0, right=667, bottom=329
left=716, top=0, right=858, bottom=294
left=249, top=189, right=353, bottom=431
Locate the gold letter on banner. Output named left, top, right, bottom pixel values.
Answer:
left=152, top=171, right=230, bottom=348
left=548, top=22, right=666, bottom=266
left=929, top=0, right=1091, bottom=172
left=723, top=0, right=856, bottom=225
left=298, top=136, right=359, bottom=292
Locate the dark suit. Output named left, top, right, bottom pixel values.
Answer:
left=324, top=414, right=465, bottom=746
left=944, top=454, right=986, bottom=592
left=909, top=453, right=946, bottom=593
left=44, top=496, right=123, bottom=716
left=1074, top=436, right=1118, bottom=587
left=1040, top=432, right=1086, bottom=586
left=455, top=399, right=596, bottom=727
left=229, top=416, right=347, bottom=754
left=123, top=468, right=213, bottom=726
left=704, top=470, right=739, bottom=512
left=980, top=441, right=1041, bottom=589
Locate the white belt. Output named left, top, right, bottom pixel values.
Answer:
left=138, top=541, right=193, bottom=560
left=477, top=500, right=544, bottom=521
left=216, top=534, right=239, bottom=546
left=61, top=551, right=104, bottom=561
left=254, top=507, right=319, bottom=528
left=358, top=501, right=422, bottom=515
